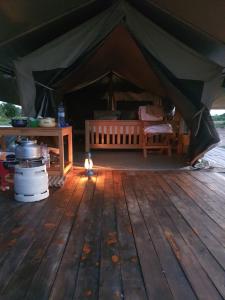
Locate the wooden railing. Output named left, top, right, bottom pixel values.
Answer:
left=85, top=120, right=143, bottom=152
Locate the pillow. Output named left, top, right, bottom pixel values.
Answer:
left=138, top=106, right=163, bottom=121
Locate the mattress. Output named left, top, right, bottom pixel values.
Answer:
left=144, top=123, right=173, bottom=134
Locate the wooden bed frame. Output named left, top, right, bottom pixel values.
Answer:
left=85, top=120, right=143, bottom=152
left=85, top=120, right=181, bottom=156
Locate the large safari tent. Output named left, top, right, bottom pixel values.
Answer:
left=1, top=2, right=225, bottom=299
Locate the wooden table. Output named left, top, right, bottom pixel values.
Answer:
left=0, top=126, right=73, bottom=176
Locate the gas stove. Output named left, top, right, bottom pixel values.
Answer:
left=0, top=139, right=50, bottom=201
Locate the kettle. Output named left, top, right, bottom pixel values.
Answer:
left=15, top=138, right=41, bottom=160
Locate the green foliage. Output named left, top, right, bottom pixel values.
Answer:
left=0, top=102, right=21, bottom=118
left=214, top=121, right=225, bottom=128
left=0, top=102, right=22, bottom=125
left=212, top=113, right=225, bottom=128
left=212, top=113, right=225, bottom=121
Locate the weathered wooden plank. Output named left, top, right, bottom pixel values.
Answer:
left=73, top=171, right=104, bottom=299
left=122, top=173, right=173, bottom=300
left=190, top=171, right=225, bottom=199
left=113, top=172, right=148, bottom=300
left=147, top=173, right=223, bottom=300
left=162, top=174, right=225, bottom=248
left=0, top=199, right=46, bottom=249
left=186, top=172, right=225, bottom=204
left=0, top=200, right=46, bottom=268
left=0, top=190, right=23, bottom=220
left=150, top=174, right=225, bottom=298
left=48, top=175, right=97, bottom=300
left=155, top=174, right=225, bottom=268
left=158, top=210, right=222, bottom=300
left=172, top=173, right=225, bottom=222
left=0, top=173, right=79, bottom=298
left=133, top=173, right=197, bottom=300
left=0, top=173, right=74, bottom=288
left=1, top=170, right=225, bottom=300
left=98, top=171, right=123, bottom=300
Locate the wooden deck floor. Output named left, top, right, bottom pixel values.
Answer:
left=1, top=170, right=225, bottom=299
left=205, top=146, right=225, bottom=168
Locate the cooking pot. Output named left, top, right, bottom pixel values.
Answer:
left=38, top=117, right=56, bottom=127
left=15, top=139, right=41, bottom=160
left=11, top=117, right=28, bottom=127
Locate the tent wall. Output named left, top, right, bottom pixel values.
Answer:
left=142, top=49, right=220, bottom=164
left=0, top=0, right=114, bottom=67
left=0, top=0, right=223, bottom=164
left=13, top=1, right=224, bottom=117
left=130, top=0, right=225, bottom=67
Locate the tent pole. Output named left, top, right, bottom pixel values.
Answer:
left=109, top=72, right=115, bottom=111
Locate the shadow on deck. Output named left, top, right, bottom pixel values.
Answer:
left=0, top=170, right=225, bottom=299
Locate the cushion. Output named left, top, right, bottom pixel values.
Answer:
left=139, top=106, right=164, bottom=121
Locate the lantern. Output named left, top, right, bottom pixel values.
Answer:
left=84, top=152, right=94, bottom=176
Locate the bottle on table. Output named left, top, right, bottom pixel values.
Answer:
left=57, top=102, right=66, bottom=128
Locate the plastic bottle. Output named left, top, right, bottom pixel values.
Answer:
left=57, top=102, right=65, bottom=127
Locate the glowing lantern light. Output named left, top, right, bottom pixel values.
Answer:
left=84, top=152, right=94, bottom=176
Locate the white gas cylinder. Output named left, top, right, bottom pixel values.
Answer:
left=14, top=165, right=49, bottom=202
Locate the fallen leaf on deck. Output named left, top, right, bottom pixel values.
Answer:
left=84, top=289, right=92, bottom=297
left=126, top=225, right=133, bottom=234
left=33, top=249, right=45, bottom=261
left=106, top=232, right=117, bottom=245
left=44, top=223, right=56, bottom=229
left=164, top=229, right=181, bottom=260
left=83, top=243, right=91, bottom=254
left=8, top=239, right=17, bottom=246
left=65, top=212, right=74, bottom=217
left=12, top=226, right=24, bottom=235
left=54, top=239, right=65, bottom=245
left=130, top=256, right=138, bottom=263
left=112, top=255, right=120, bottom=263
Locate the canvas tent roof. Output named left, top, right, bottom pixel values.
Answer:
left=56, top=25, right=165, bottom=97
left=0, top=0, right=223, bottom=164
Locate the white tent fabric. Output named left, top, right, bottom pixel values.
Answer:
left=14, top=0, right=224, bottom=116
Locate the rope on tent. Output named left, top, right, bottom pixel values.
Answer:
left=192, top=105, right=206, bottom=137
left=0, top=65, right=55, bottom=91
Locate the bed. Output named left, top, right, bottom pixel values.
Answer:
left=85, top=106, right=178, bottom=155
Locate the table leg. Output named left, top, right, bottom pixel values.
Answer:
left=68, top=132, right=73, bottom=167
left=58, top=133, right=64, bottom=176
left=0, top=136, right=6, bottom=151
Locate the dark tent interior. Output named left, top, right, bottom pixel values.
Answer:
left=1, top=0, right=225, bottom=165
